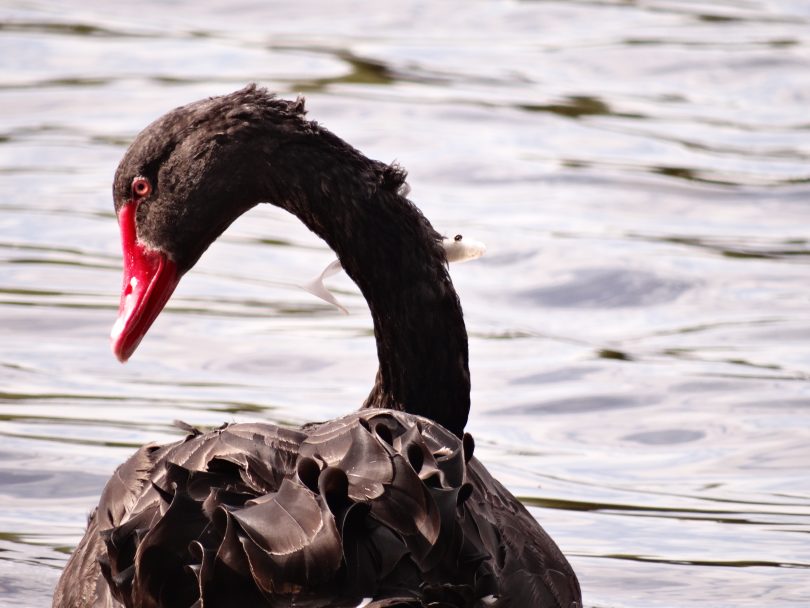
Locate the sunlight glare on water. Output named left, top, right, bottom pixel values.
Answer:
left=1, top=1, right=810, bottom=606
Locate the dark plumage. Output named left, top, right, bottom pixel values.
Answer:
left=53, top=86, right=581, bottom=608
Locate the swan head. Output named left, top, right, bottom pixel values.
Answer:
left=110, top=85, right=308, bottom=362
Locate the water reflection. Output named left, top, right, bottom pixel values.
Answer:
left=520, top=268, right=692, bottom=308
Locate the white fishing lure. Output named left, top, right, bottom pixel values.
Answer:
left=301, top=258, right=348, bottom=314
left=302, top=234, right=486, bottom=314
left=441, top=233, right=487, bottom=263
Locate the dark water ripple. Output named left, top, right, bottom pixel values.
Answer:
left=2, top=0, right=810, bottom=606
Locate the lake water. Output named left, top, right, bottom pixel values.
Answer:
left=1, top=1, right=809, bottom=606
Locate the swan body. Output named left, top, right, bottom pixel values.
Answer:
left=53, top=86, right=581, bottom=607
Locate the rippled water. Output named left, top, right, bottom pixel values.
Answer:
left=2, top=1, right=810, bottom=606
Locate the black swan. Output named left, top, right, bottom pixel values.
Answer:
left=53, top=86, right=581, bottom=608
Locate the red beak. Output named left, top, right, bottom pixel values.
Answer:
left=110, top=201, right=180, bottom=362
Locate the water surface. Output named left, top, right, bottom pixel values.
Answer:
left=1, top=1, right=810, bottom=606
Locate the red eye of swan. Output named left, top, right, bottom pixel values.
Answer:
left=131, top=176, right=152, bottom=199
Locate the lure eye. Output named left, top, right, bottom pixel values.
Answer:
left=131, top=176, right=152, bottom=199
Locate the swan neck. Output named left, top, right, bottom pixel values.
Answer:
left=267, top=142, right=470, bottom=436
